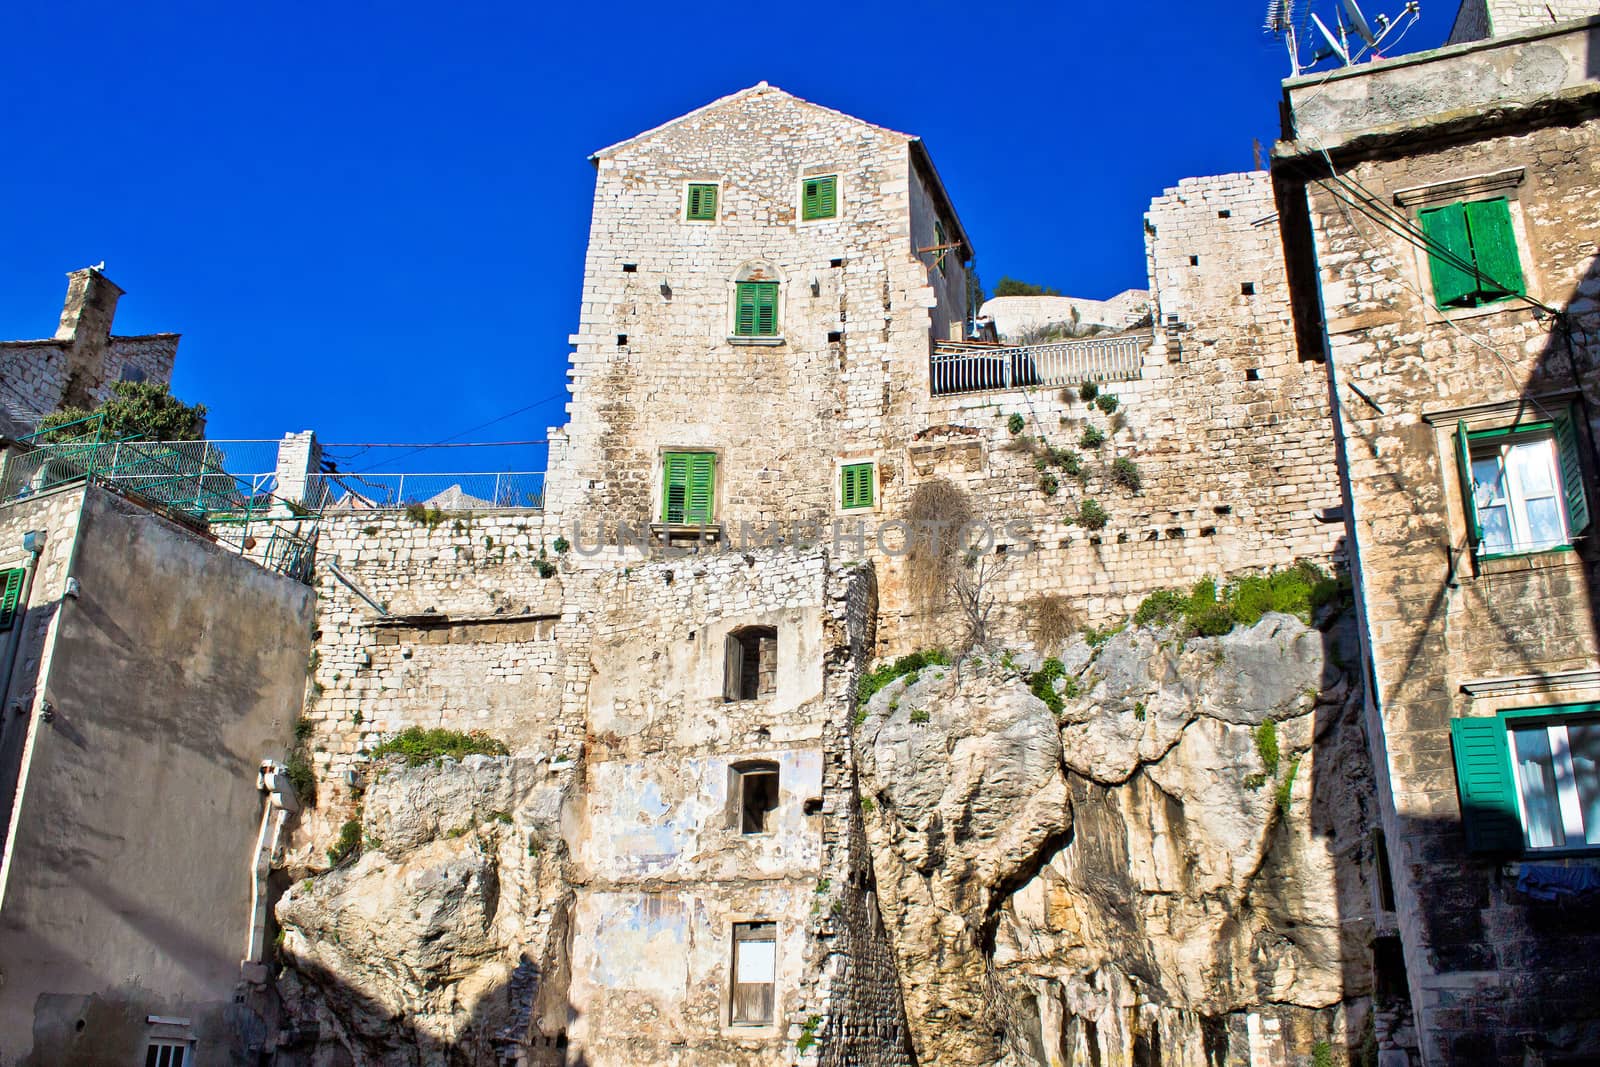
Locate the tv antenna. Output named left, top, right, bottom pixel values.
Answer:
left=1264, top=0, right=1420, bottom=76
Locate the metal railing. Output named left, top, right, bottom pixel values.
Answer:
left=929, top=332, right=1148, bottom=396
left=308, top=471, right=546, bottom=511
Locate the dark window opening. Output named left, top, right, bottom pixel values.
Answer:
left=1372, top=828, right=1397, bottom=913
left=1241, top=282, right=1255, bottom=296
left=1189, top=255, right=1199, bottom=266
left=622, top=263, right=638, bottom=273
left=725, top=626, right=777, bottom=701
left=616, top=334, right=628, bottom=346
left=735, top=763, right=780, bottom=834
left=1245, top=368, right=1261, bottom=381
left=1218, top=210, right=1231, bottom=219
left=827, top=330, right=842, bottom=343
left=829, top=257, right=845, bottom=268
left=146, top=1044, right=190, bottom=1067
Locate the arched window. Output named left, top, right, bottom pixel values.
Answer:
left=731, top=262, right=783, bottom=340
left=724, top=625, right=777, bottom=701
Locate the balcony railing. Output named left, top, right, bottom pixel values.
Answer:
left=307, top=471, right=546, bottom=511
left=929, top=332, right=1148, bottom=396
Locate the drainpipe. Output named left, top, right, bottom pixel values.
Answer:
left=0, top=531, right=47, bottom=717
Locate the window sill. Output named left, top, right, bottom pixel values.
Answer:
left=650, top=523, right=722, bottom=545
left=1472, top=544, right=1581, bottom=575
left=730, top=336, right=784, bottom=347
left=1424, top=297, right=1535, bottom=327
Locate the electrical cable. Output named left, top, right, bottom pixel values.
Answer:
left=349, top=390, right=569, bottom=474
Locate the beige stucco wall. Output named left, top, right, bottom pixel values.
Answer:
left=0, top=487, right=313, bottom=1065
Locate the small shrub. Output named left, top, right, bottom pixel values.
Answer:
left=535, top=560, right=558, bottom=579
left=1007, top=412, right=1026, bottom=435
left=1080, top=425, right=1106, bottom=450
left=1226, top=560, right=1330, bottom=627
left=1039, top=472, right=1059, bottom=497
left=1276, top=756, right=1301, bottom=816
left=1190, top=604, right=1235, bottom=637
left=293, top=717, right=314, bottom=741
left=1005, top=433, right=1040, bottom=456
left=1027, top=594, right=1080, bottom=650
left=552, top=536, right=571, bottom=555
left=1311, top=1041, right=1334, bottom=1067
left=362, top=525, right=379, bottom=536
left=853, top=706, right=868, bottom=727
left=1045, top=446, right=1083, bottom=477
left=284, top=753, right=316, bottom=805
left=1084, top=622, right=1124, bottom=647
left=369, top=727, right=510, bottom=766
left=1078, top=498, right=1108, bottom=530
left=1094, top=393, right=1120, bottom=414
left=856, top=649, right=952, bottom=707
left=1079, top=381, right=1100, bottom=402
left=909, top=707, right=930, bottom=725
left=1255, top=720, right=1280, bottom=777
left=1133, top=700, right=1147, bottom=721
left=1028, top=658, right=1068, bottom=715
left=860, top=795, right=876, bottom=815
left=1243, top=772, right=1268, bottom=790
left=1133, top=588, right=1187, bottom=628
left=403, top=504, right=444, bottom=527
left=796, top=1015, right=822, bottom=1054
left=327, top=818, right=362, bottom=865
left=1110, top=457, right=1142, bottom=492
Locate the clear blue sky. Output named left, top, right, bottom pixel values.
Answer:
left=0, top=0, right=1457, bottom=473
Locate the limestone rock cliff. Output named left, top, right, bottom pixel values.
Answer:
left=854, top=612, right=1377, bottom=1066
left=274, top=755, right=576, bottom=1066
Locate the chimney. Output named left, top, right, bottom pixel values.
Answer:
left=55, top=266, right=124, bottom=409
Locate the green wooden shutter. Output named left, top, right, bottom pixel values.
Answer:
left=803, top=177, right=837, bottom=221
left=1450, top=716, right=1525, bottom=853
left=1457, top=421, right=1482, bottom=548
left=841, top=463, right=873, bottom=509
left=686, top=453, right=715, bottom=524
left=754, top=283, right=777, bottom=336
left=934, top=220, right=948, bottom=276
left=735, top=284, right=758, bottom=336
left=1420, top=204, right=1477, bottom=309
left=663, top=453, right=690, bottom=523
left=1464, top=198, right=1523, bottom=299
left=687, top=183, right=717, bottom=221
left=0, top=567, right=25, bottom=631
left=1554, top=409, right=1591, bottom=536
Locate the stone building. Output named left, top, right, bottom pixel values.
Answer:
left=1276, top=5, right=1600, bottom=1063
left=0, top=267, right=179, bottom=435
left=0, top=483, right=312, bottom=1063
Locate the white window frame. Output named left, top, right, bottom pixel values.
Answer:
left=145, top=1039, right=194, bottom=1067
left=1469, top=430, right=1570, bottom=556
left=1508, top=716, right=1600, bottom=852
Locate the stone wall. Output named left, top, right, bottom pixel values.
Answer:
left=877, top=171, right=1343, bottom=649
left=1449, top=0, right=1599, bottom=43
left=1290, top=100, right=1600, bottom=1064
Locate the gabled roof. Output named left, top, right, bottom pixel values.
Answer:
left=588, top=82, right=974, bottom=260
left=589, top=82, right=914, bottom=161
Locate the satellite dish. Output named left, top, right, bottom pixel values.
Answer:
left=1343, top=0, right=1379, bottom=47
left=1311, top=12, right=1350, bottom=64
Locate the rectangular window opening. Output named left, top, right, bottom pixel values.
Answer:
left=1418, top=197, right=1525, bottom=310
left=1218, top=210, right=1231, bottom=219
left=840, top=462, right=875, bottom=511
left=802, top=175, right=838, bottom=221
left=662, top=452, right=715, bottom=525
left=621, top=263, right=637, bottom=273
left=735, top=282, right=780, bottom=338
left=740, top=769, right=779, bottom=833
left=731, top=922, right=777, bottom=1025
left=1241, top=282, right=1255, bottom=296
left=1457, top=413, right=1588, bottom=557
left=616, top=334, right=628, bottom=346
left=1245, top=368, right=1261, bottom=381
left=146, top=1042, right=191, bottom=1067
left=1189, top=255, right=1199, bottom=266
left=686, top=183, right=718, bottom=221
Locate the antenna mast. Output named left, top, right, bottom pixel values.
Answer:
left=1266, top=0, right=1420, bottom=77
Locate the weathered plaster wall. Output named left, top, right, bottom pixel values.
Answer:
left=0, top=487, right=312, bottom=1065
left=1294, top=110, right=1600, bottom=1063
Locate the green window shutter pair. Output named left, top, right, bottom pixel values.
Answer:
left=840, top=463, right=874, bottom=510
left=1455, top=420, right=1483, bottom=548
left=662, top=452, right=715, bottom=524
left=0, top=567, right=25, bottom=631
left=1450, top=716, right=1526, bottom=853
left=934, top=220, right=948, bottom=276
left=1418, top=198, right=1524, bottom=309
left=802, top=176, right=837, bottom=221
left=735, top=282, right=779, bottom=337
left=687, top=183, right=717, bottom=221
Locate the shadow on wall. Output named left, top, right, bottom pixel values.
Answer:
left=271, top=950, right=592, bottom=1067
